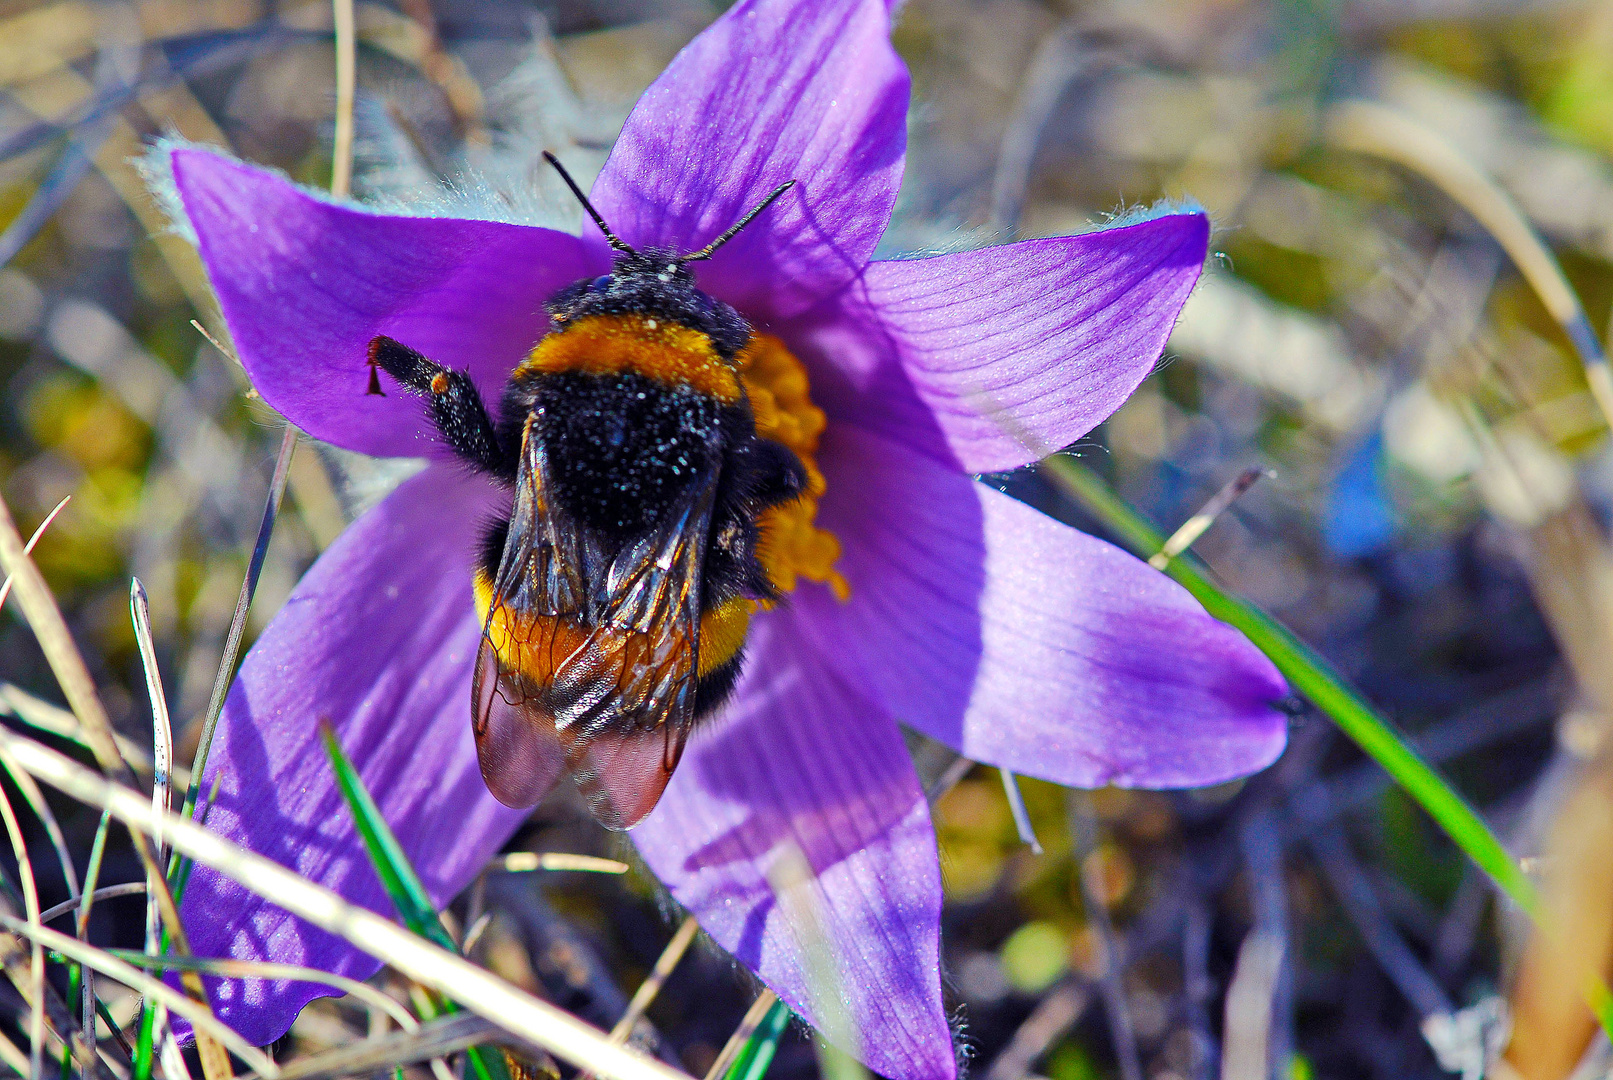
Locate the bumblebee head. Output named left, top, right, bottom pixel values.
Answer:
left=540, top=153, right=795, bottom=361
left=545, top=248, right=751, bottom=360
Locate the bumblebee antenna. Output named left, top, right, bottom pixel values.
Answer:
left=543, top=151, right=635, bottom=255
left=678, top=180, right=797, bottom=263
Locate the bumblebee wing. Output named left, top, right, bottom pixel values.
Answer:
left=472, top=633, right=568, bottom=807
left=550, top=467, right=717, bottom=829
left=494, top=415, right=606, bottom=616
left=475, top=417, right=715, bottom=827
left=472, top=416, right=604, bottom=808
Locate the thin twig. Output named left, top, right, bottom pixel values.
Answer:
left=40, top=883, right=147, bottom=925
left=0, top=730, right=691, bottom=1080
left=1307, top=825, right=1453, bottom=1019
left=1070, top=793, right=1142, bottom=1080
left=982, top=982, right=1092, bottom=1080
left=578, top=916, right=699, bottom=1080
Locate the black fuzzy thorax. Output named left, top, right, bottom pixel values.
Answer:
left=519, top=370, right=724, bottom=537
left=544, top=248, right=752, bottom=361
left=494, top=367, right=808, bottom=616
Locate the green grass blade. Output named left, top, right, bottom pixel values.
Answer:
left=1041, top=455, right=1613, bottom=1032
left=319, top=723, right=455, bottom=952
left=724, top=999, right=792, bottom=1080
left=320, top=723, right=509, bottom=1080
left=133, top=998, right=157, bottom=1080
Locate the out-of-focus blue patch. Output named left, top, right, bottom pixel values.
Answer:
left=1324, top=431, right=1396, bottom=558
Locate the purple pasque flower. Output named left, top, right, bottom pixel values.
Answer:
left=154, top=0, right=1287, bottom=1075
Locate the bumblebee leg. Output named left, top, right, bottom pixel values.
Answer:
left=368, top=336, right=518, bottom=481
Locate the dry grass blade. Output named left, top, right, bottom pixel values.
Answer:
left=925, top=754, right=975, bottom=803
left=332, top=0, right=357, bottom=198
left=184, top=423, right=297, bottom=811
left=1323, top=100, right=1613, bottom=431
left=0, top=682, right=162, bottom=779
left=1070, top=794, right=1141, bottom=1080
left=38, top=882, right=146, bottom=925
left=0, top=775, right=45, bottom=1078
left=0, top=731, right=691, bottom=1080
left=0, top=1028, right=29, bottom=1076
left=0, top=494, right=69, bottom=611
left=121, top=954, right=418, bottom=1031
left=130, top=576, right=174, bottom=1045
left=0, top=490, right=235, bottom=1080
left=273, top=1012, right=496, bottom=1080
left=702, top=990, right=778, bottom=1080
left=579, top=916, right=699, bottom=1080
left=765, top=844, right=866, bottom=1080
left=0, top=389, right=143, bottom=784
left=130, top=580, right=173, bottom=852
left=999, top=769, right=1042, bottom=854
left=982, top=982, right=1092, bottom=1080
left=0, top=917, right=278, bottom=1076
left=159, top=1032, right=194, bottom=1080
left=493, top=853, right=630, bottom=874
left=1147, top=466, right=1269, bottom=570
left=0, top=743, right=80, bottom=898
left=610, top=916, right=698, bottom=1042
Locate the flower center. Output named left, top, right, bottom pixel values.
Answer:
left=738, top=333, right=849, bottom=603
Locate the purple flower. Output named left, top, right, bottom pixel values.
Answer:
left=154, top=0, right=1287, bottom=1075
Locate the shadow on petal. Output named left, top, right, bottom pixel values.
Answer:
left=632, top=614, right=955, bottom=1079
left=177, top=465, right=528, bottom=1045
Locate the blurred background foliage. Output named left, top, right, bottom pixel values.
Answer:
left=10, top=0, right=1613, bottom=1078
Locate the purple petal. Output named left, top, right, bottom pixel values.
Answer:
left=588, top=0, right=907, bottom=321
left=633, top=610, right=953, bottom=1080
left=180, top=464, right=527, bottom=1043
left=791, top=424, right=1288, bottom=789
left=169, top=148, right=601, bottom=459
left=787, top=212, right=1209, bottom=474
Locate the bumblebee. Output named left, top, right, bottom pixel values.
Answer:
left=366, top=155, right=805, bottom=829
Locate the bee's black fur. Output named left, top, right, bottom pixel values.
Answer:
left=693, top=653, right=746, bottom=716
left=544, top=249, right=752, bottom=361
left=509, top=370, right=726, bottom=538
left=385, top=254, right=806, bottom=719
